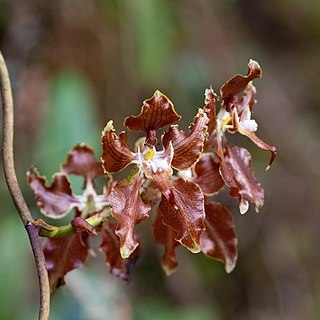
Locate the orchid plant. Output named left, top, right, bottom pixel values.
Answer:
left=1, top=52, right=278, bottom=319
left=2, top=48, right=277, bottom=319
left=25, top=59, right=277, bottom=293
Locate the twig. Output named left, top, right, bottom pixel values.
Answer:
left=26, top=223, right=51, bottom=319
left=0, top=51, right=50, bottom=320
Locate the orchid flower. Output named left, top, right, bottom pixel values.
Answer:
left=27, top=59, right=276, bottom=288
left=203, top=59, right=277, bottom=214
left=101, top=90, right=210, bottom=257
left=27, top=144, right=109, bottom=219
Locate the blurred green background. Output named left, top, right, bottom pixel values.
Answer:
left=1, top=0, right=320, bottom=319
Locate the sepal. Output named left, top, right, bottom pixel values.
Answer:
left=200, top=201, right=238, bottom=273
left=162, top=108, right=209, bottom=170
left=101, top=121, right=134, bottom=173
left=108, top=176, right=151, bottom=258
left=27, top=167, right=79, bottom=218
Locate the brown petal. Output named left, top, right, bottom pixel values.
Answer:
left=218, top=145, right=265, bottom=213
left=220, top=59, right=262, bottom=110
left=236, top=82, right=257, bottom=116
left=204, top=130, right=218, bottom=152
left=153, top=211, right=180, bottom=276
left=109, top=176, right=151, bottom=258
left=233, top=109, right=277, bottom=169
left=44, top=233, right=89, bottom=293
left=149, top=170, right=174, bottom=204
left=71, top=216, right=97, bottom=237
left=141, top=180, right=161, bottom=206
left=100, top=223, right=140, bottom=282
left=193, top=153, right=224, bottom=195
left=204, top=87, right=217, bottom=137
left=124, top=90, right=181, bottom=145
left=231, top=107, right=277, bottom=169
left=27, top=167, right=79, bottom=218
left=241, top=130, right=276, bottom=169
left=62, top=144, right=104, bottom=186
left=201, top=201, right=238, bottom=273
left=216, top=143, right=238, bottom=194
left=162, top=108, right=209, bottom=170
left=158, top=178, right=206, bottom=253
left=101, top=121, right=134, bottom=173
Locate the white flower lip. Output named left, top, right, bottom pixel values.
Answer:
left=240, top=119, right=258, bottom=132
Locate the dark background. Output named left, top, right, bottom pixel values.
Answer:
left=1, top=1, right=319, bottom=319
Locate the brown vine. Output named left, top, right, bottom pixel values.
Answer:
left=0, top=51, right=50, bottom=320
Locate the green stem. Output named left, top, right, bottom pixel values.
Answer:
left=0, top=51, right=50, bottom=320
left=37, top=208, right=111, bottom=238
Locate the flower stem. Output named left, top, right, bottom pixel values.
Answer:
left=0, top=51, right=50, bottom=320
left=37, top=208, right=111, bottom=238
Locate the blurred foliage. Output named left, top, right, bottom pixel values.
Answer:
left=124, top=0, right=175, bottom=85
left=35, top=70, right=99, bottom=177
left=1, top=0, right=320, bottom=319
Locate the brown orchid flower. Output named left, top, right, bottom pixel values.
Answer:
left=101, top=90, right=210, bottom=257
left=27, top=59, right=276, bottom=287
left=203, top=59, right=277, bottom=214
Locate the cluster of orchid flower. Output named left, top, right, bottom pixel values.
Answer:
left=28, top=59, right=276, bottom=292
